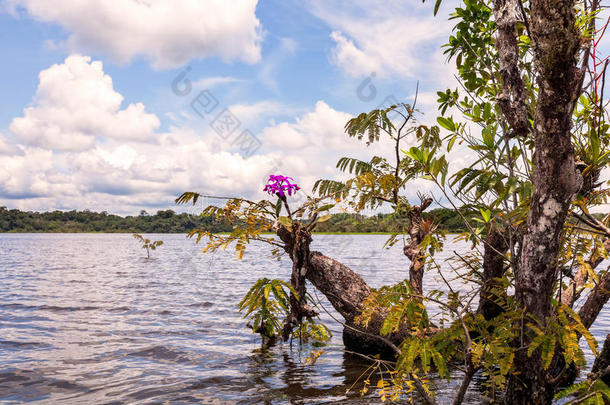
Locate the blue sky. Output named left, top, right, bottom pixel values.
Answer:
left=3, top=0, right=599, bottom=215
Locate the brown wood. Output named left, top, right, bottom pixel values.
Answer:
left=477, top=227, right=509, bottom=321
left=503, top=0, right=583, bottom=402
left=274, top=221, right=409, bottom=355
left=403, top=197, right=433, bottom=296
left=591, top=334, right=610, bottom=387
left=493, top=0, right=531, bottom=138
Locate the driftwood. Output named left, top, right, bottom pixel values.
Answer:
left=274, top=221, right=413, bottom=356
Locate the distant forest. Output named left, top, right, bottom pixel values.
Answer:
left=1, top=206, right=605, bottom=234
left=0, top=206, right=475, bottom=233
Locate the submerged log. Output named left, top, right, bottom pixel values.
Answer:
left=274, top=221, right=409, bottom=356
left=307, top=251, right=409, bottom=357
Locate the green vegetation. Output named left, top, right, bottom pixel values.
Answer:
left=175, top=0, right=610, bottom=401
left=313, top=209, right=473, bottom=234
left=0, top=207, right=229, bottom=233
left=132, top=233, right=163, bottom=259
left=0, top=205, right=484, bottom=234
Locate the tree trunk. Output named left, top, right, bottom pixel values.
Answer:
left=306, top=251, right=371, bottom=322
left=403, top=198, right=433, bottom=296
left=503, top=0, right=583, bottom=402
left=477, top=228, right=509, bottom=321
left=493, top=0, right=530, bottom=138
left=307, top=251, right=409, bottom=357
left=282, top=224, right=318, bottom=340
left=274, top=222, right=410, bottom=356
left=591, top=334, right=610, bottom=388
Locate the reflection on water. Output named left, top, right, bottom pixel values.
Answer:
left=0, top=234, right=607, bottom=403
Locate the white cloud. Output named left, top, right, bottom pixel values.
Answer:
left=329, top=31, right=381, bottom=77
left=1, top=99, right=409, bottom=213
left=192, top=76, right=245, bottom=90
left=0, top=55, right=445, bottom=214
left=0, top=147, right=75, bottom=199
left=261, top=100, right=353, bottom=150
left=0, top=56, right=345, bottom=212
left=0, top=133, right=19, bottom=155
left=9, top=55, right=160, bottom=151
left=4, top=0, right=263, bottom=69
left=308, top=0, right=455, bottom=83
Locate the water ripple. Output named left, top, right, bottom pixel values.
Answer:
left=0, top=233, right=607, bottom=404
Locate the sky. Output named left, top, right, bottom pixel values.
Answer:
left=0, top=0, right=606, bottom=215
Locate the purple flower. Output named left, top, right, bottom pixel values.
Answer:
left=263, top=175, right=300, bottom=197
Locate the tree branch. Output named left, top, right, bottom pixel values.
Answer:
left=578, top=269, right=610, bottom=330
left=493, top=0, right=531, bottom=138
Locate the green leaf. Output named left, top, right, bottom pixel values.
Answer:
left=316, top=204, right=335, bottom=212
left=482, top=127, right=495, bottom=149
left=447, top=135, right=457, bottom=152
left=317, top=214, right=332, bottom=223
left=420, top=342, right=431, bottom=372
left=404, top=147, right=424, bottom=163
left=437, top=116, right=456, bottom=132
left=479, top=208, right=492, bottom=223
left=434, top=0, right=443, bottom=15
left=263, top=284, right=271, bottom=300
left=278, top=216, right=292, bottom=227
left=591, top=129, right=600, bottom=161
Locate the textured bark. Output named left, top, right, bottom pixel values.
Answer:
left=306, top=251, right=371, bottom=322
left=591, top=334, right=610, bottom=387
left=282, top=224, right=318, bottom=340
left=504, top=0, right=583, bottom=403
left=477, top=228, right=509, bottom=321
left=493, top=0, right=531, bottom=138
left=578, top=161, right=603, bottom=197
left=308, top=250, right=415, bottom=356
left=275, top=222, right=409, bottom=355
left=403, top=198, right=433, bottom=296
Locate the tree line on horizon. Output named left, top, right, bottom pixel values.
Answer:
left=0, top=205, right=494, bottom=234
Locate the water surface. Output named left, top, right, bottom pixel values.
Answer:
left=0, top=234, right=607, bottom=404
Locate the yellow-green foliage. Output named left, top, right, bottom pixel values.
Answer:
left=295, top=320, right=332, bottom=346
left=238, top=278, right=332, bottom=343
left=355, top=281, right=431, bottom=335
left=132, top=233, right=163, bottom=259
left=555, top=379, right=610, bottom=404
left=238, top=278, right=295, bottom=338
left=527, top=304, right=597, bottom=371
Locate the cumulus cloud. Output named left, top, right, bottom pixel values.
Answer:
left=0, top=133, right=19, bottom=155
left=0, top=54, right=449, bottom=214
left=9, top=55, right=160, bottom=151
left=0, top=55, right=355, bottom=212
left=4, top=0, right=263, bottom=69
left=261, top=101, right=353, bottom=150
left=1, top=98, right=421, bottom=213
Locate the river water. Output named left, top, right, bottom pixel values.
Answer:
left=0, top=234, right=607, bottom=404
